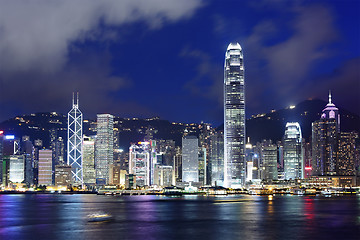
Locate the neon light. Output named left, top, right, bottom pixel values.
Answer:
left=0, top=130, right=3, bottom=135
left=5, top=135, right=15, bottom=140
left=305, top=167, right=312, bottom=170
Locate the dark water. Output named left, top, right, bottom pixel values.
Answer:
left=0, top=194, right=359, bottom=240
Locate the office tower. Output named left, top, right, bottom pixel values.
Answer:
left=38, top=149, right=52, bottom=186
left=337, top=132, right=357, bottom=175
left=224, top=42, right=245, bottom=188
left=3, top=135, right=20, bottom=155
left=210, top=130, right=224, bottom=186
left=174, top=146, right=182, bottom=183
left=262, top=145, right=278, bottom=181
left=245, top=138, right=253, bottom=182
left=83, top=136, right=96, bottom=185
left=198, top=147, right=207, bottom=185
left=109, top=164, right=121, bottom=185
left=9, top=155, right=25, bottom=183
left=129, top=142, right=150, bottom=187
left=303, top=142, right=312, bottom=178
left=54, top=165, right=72, bottom=187
left=95, top=114, right=114, bottom=185
left=22, top=138, right=34, bottom=186
left=283, top=122, right=303, bottom=180
left=182, top=136, right=199, bottom=183
left=154, top=165, right=173, bottom=187
left=312, top=92, right=340, bottom=176
left=67, top=92, right=83, bottom=185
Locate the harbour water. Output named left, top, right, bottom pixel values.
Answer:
left=0, top=194, right=359, bottom=240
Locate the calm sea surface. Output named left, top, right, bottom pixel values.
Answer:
left=0, top=194, right=359, bottom=240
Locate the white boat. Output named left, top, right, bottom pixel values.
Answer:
left=320, top=190, right=333, bottom=196
left=88, top=213, right=113, bottom=222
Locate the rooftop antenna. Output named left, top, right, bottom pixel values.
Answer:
left=328, top=90, right=332, bottom=104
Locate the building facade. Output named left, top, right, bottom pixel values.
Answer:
left=38, top=149, right=52, bottom=186
left=67, top=92, right=83, bottom=185
left=283, top=122, right=303, bottom=180
left=312, top=92, right=340, bottom=176
left=224, top=42, right=246, bottom=188
left=95, top=114, right=114, bottom=185
left=182, top=136, right=199, bottom=183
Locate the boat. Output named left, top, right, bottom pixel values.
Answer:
left=88, top=213, right=113, bottom=222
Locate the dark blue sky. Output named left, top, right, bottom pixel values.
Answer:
left=0, top=0, right=359, bottom=126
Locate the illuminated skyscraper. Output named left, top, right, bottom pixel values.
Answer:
left=67, top=92, right=83, bottom=186
left=129, top=142, right=150, bottom=187
left=182, top=136, right=199, bottom=183
left=283, top=122, right=303, bottom=180
left=95, top=114, right=114, bottom=185
left=312, top=91, right=340, bottom=176
left=38, top=149, right=52, bottom=186
left=224, top=42, right=245, bottom=187
left=83, top=136, right=95, bottom=185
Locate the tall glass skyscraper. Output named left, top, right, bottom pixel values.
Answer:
left=283, top=122, right=303, bottom=180
left=182, top=136, right=199, bottom=183
left=224, top=42, right=245, bottom=188
left=67, top=92, right=83, bottom=186
left=95, top=114, right=114, bottom=185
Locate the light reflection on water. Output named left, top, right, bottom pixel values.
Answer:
left=0, top=194, right=359, bottom=240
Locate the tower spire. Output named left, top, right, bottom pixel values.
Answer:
left=328, top=90, right=332, bottom=104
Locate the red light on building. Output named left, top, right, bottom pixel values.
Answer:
left=0, top=130, right=3, bottom=135
left=305, top=167, right=312, bottom=170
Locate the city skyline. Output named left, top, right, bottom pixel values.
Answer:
left=0, top=0, right=359, bottom=126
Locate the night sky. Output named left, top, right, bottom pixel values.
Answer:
left=0, top=0, right=359, bottom=126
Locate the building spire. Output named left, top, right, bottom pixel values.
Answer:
left=328, top=90, right=332, bottom=104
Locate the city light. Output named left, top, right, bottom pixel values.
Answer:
left=5, top=135, right=15, bottom=140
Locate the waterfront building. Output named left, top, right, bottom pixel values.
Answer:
left=263, top=144, right=278, bottom=181
left=109, top=164, right=121, bottom=186
left=22, top=137, right=34, bottom=186
left=83, top=136, right=96, bottom=185
left=38, top=149, right=53, bottom=186
left=210, top=130, right=224, bottom=186
left=95, top=114, right=114, bottom=185
left=283, top=122, right=303, bottom=180
left=312, top=92, right=340, bottom=176
left=129, top=142, right=150, bottom=187
left=9, top=155, right=25, bottom=183
left=337, top=132, right=358, bottom=175
left=174, top=146, right=182, bottom=183
left=125, top=174, right=136, bottom=189
left=67, top=92, right=83, bottom=185
left=154, top=165, right=173, bottom=187
left=224, top=42, right=246, bottom=188
left=54, top=165, right=72, bottom=187
left=182, top=136, right=199, bottom=183
left=198, top=147, right=207, bottom=185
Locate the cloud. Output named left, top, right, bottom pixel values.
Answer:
left=243, top=4, right=339, bottom=114
left=0, top=0, right=203, bottom=73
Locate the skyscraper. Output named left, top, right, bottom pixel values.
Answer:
left=83, top=136, right=96, bottom=186
left=224, top=42, right=245, bottom=188
left=67, top=92, right=83, bottom=186
left=283, top=122, right=303, bottom=180
left=210, top=130, right=224, bottom=186
left=38, top=149, right=52, bottom=186
left=129, top=142, right=150, bottom=187
left=182, top=136, right=199, bottom=183
left=95, top=114, right=114, bottom=185
left=312, top=91, right=340, bottom=176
